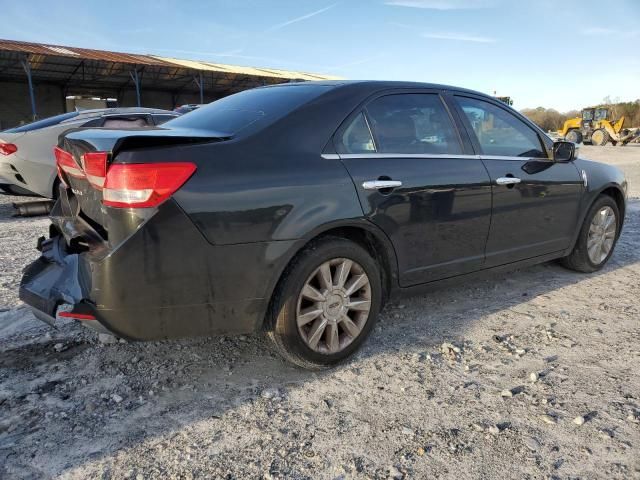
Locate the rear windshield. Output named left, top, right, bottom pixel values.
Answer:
left=4, top=111, right=79, bottom=133
left=165, top=84, right=332, bottom=135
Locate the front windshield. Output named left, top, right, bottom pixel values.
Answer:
left=595, top=109, right=608, bottom=121
left=582, top=110, right=594, bottom=121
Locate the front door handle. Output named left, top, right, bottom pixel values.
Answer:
left=496, top=177, right=522, bottom=185
left=362, top=180, right=403, bottom=190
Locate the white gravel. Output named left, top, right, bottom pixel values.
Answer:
left=1, top=145, right=639, bottom=479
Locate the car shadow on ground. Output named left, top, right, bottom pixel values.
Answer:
left=1, top=199, right=638, bottom=478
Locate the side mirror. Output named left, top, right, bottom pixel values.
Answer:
left=553, top=141, right=575, bottom=162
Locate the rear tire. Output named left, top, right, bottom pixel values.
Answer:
left=565, top=130, right=582, bottom=144
left=561, top=195, right=620, bottom=273
left=266, top=236, right=382, bottom=369
left=591, top=129, right=610, bottom=146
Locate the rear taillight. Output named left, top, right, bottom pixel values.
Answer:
left=81, top=152, right=108, bottom=189
left=54, top=146, right=85, bottom=185
left=0, top=143, right=17, bottom=155
left=102, top=162, right=196, bottom=208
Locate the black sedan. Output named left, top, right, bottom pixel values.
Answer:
left=19, top=81, right=627, bottom=369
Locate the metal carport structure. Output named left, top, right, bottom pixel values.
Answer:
left=0, top=39, right=339, bottom=128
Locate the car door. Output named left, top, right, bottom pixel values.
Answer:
left=451, top=95, right=583, bottom=267
left=335, top=91, right=492, bottom=286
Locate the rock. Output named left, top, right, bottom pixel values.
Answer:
left=111, top=394, right=123, bottom=404
left=53, top=343, right=65, bottom=352
left=573, top=416, right=585, bottom=426
left=540, top=414, right=557, bottom=425
left=416, top=447, right=425, bottom=456
left=98, top=333, right=117, bottom=345
left=524, top=437, right=540, bottom=451
left=627, top=413, right=639, bottom=424
left=388, top=465, right=403, bottom=479
left=441, top=342, right=461, bottom=354
left=401, top=426, right=414, bottom=436
left=501, top=389, right=513, bottom=398
left=488, top=425, right=500, bottom=435
left=261, top=388, right=280, bottom=400
left=471, top=422, right=484, bottom=432
left=529, top=372, right=539, bottom=383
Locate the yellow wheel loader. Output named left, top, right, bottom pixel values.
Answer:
left=558, top=107, right=639, bottom=146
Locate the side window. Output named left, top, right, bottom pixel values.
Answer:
left=366, top=94, right=462, bottom=155
left=456, top=96, right=546, bottom=158
left=337, top=112, right=376, bottom=154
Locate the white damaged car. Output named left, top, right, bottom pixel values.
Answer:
left=0, top=108, right=179, bottom=198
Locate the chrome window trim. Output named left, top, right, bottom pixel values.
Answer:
left=477, top=155, right=550, bottom=161
left=326, top=153, right=480, bottom=160
left=361, top=112, right=378, bottom=152
left=322, top=153, right=552, bottom=161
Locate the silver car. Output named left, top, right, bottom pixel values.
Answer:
left=0, top=108, right=179, bottom=198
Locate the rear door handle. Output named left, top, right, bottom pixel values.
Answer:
left=362, top=180, right=403, bottom=190
left=495, top=177, right=521, bottom=185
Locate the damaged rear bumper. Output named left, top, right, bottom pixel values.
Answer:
left=18, top=195, right=283, bottom=340
left=19, top=236, right=108, bottom=333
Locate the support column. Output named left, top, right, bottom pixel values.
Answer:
left=194, top=72, right=204, bottom=104
left=129, top=69, right=141, bottom=107
left=21, top=59, right=37, bottom=120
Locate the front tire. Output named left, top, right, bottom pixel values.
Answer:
left=565, top=130, right=583, bottom=144
left=266, top=237, right=382, bottom=369
left=561, top=195, right=620, bottom=273
left=591, top=129, right=610, bottom=146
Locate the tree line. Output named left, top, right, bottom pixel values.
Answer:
left=520, top=98, right=640, bottom=132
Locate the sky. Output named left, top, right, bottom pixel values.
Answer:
left=0, top=0, right=638, bottom=111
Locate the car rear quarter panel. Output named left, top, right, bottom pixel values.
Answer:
left=170, top=86, right=374, bottom=246
left=172, top=144, right=363, bottom=245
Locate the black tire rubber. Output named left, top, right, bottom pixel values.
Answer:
left=560, top=195, right=620, bottom=273
left=591, top=129, right=610, bottom=146
left=266, top=236, right=382, bottom=369
left=565, top=130, right=582, bottom=144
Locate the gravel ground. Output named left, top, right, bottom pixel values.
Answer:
left=1, top=145, right=639, bottom=479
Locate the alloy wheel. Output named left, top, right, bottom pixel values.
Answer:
left=587, top=206, right=616, bottom=264
left=296, top=258, right=372, bottom=354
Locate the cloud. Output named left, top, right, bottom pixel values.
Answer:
left=385, top=0, right=495, bottom=9
left=582, top=27, right=616, bottom=35
left=582, top=26, right=639, bottom=37
left=421, top=32, right=496, bottom=43
left=267, top=3, right=338, bottom=32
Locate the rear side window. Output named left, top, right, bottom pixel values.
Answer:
left=4, top=111, right=79, bottom=133
left=365, top=94, right=462, bottom=155
left=165, top=84, right=332, bottom=135
left=338, top=113, right=376, bottom=154
left=456, top=96, right=546, bottom=158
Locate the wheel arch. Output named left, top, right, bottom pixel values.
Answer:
left=567, top=183, right=626, bottom=256
left=598, top=185, right=626, bottom=231
left=261, top=220, right=399, bottom=330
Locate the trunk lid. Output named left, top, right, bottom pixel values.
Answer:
left=55, top=126, right=229, bottom=249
